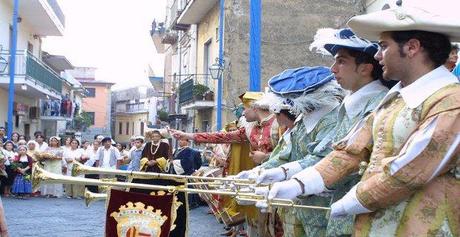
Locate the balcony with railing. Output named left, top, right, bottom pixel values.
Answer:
left=115, top=103, right=149, bottom=114
left=150, top=20, right=178, bottom=49
left=177, top=0, right=218, bottom=25
left=39, top=98, right=75, bottom=121
left=179, top=74, right=215, bottom=110
left=165, top=0, right=190, bottom=31
left=0, top=50, right=63, bottom=99
left=19, top=0, right=65, bottom=36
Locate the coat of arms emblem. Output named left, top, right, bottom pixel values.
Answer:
left=110, top=201, right=168, bottom=237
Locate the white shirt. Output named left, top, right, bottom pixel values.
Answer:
left=102, top=148, right=111, bottom=168
left=37, top=142, right=48, bottom=152
left=63, top=148, right=84, bottom=176
left=376, top=66, right=459, bottom=110
left=343, top=80, right=389, bottom=119
left=84, top=148, right=99, bottom=167
left=98, top=147, right=122, bottom=169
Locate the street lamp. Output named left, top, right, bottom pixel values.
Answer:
left=209, top=59, right=224, bottom=80
left=209, top=57, right=225, bottom=130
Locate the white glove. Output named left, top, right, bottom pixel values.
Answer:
left=256, top=167, right=285, bottom=184
left=330, top=201, right=347, bottom=218
left=255, top=200, right=270, bottom=213
left=256, top=161, right=303, bottom=184
left=330, top=185, right=371, bottom=218
left=254, top=186, right=269, bottom=196
left=290, top=167, right=326, bottom=196
left=267, top=179, right=302, bottom=200
left=236, top=170, right=252, bottom=179
left=236, top=187, right=258, bottom=205
left=236, top=167, right=261, bottom=180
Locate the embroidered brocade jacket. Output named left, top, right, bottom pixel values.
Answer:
left=315, top=84, right=460, bottom=237
left=193, top=115, right=279, bottom=154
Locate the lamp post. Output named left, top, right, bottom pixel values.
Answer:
left=213, top=0, right=225, bottom=131
left=209, top=58, right=224, bottom=131
left=209, top=60, right=224, bottom=81
left=7, top=0, right=19, bottom=139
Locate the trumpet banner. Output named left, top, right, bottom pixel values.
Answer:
left=106, top=189, right=174, bottom=237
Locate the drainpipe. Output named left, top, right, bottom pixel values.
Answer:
left=7, top=0, right=19, bottom=139
left=216, top=0, right=224, bottom=131
left=249, top=0, right=261, bottom=91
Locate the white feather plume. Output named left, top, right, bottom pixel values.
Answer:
left=281, top=80, right=346, bottom=116
left=309, top=28, right=374, bottom=56
left=309, top=28, right=338, bottom=56
left=253, top=92, right=286, bottom=112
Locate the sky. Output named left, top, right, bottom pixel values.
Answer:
left=42, top=0, right=167, bottom=90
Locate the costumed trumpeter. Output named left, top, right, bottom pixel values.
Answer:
left=257, top=6, right=460, bottom=237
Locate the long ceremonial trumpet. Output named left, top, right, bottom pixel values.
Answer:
left=84, top=188, right=106, bottom=207
left=71, top=161, right=254, bottom=184
left=33, top=165, right=329, bottom=210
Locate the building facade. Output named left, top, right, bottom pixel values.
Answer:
left=0, top=0, right=66, bottom=138
left=67, top=67, right=114, bottom=141
left=40, top=54, right=85, bottom=137
left=152, top=0, right=365, bottom=132
left=111, top=86, right=157, bottom=144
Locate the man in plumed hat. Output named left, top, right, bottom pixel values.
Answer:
left=234, top=66, right=345, bottom=237
left=259, top=6, right=460, bottom=237
left=170, top=91, right=280, bottom=165
left=170, top=92, right=280, bottom=235
left=249, top=28, right=392, bottom=236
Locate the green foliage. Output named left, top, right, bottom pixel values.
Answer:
left=74, top=111, right=93, bottom=131
left=193, top=84, right=210, bottom=98
left=157, top=110, right=169, bottom=121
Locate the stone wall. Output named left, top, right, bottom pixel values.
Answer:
left=222, top=0, right=365, bottom=124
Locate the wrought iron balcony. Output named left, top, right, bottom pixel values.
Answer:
left=0, top=50, right=63, bottom=97
left=39, top=98, right=75, bottom=121
left=115, top=103, right=148, bottom=114
left=165, top=0, right=190, bottom=31
left=178, top=74, right=215, bottom=109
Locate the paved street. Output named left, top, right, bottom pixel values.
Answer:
left=3, top=197, right=224, bottom=237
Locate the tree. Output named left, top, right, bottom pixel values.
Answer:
left=74, top=111, right=93, bottom=131
left=157, top=110, right=169, bottom=122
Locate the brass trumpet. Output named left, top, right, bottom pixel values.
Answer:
left=71, top=161, right=253, bottom=184
left=33, top=165, right=329, bottom=210
left=84, top=188, right=107, bottom=207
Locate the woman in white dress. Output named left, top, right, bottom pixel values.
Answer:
left=61, top=137, right=71, bottom=153
left=40, top=136, right=64, bottom=198
left=26, top=140, right=39, bottom=162
left=34, top=133, right=48, bottom=152
left=62, top=138, right=86, bottom=198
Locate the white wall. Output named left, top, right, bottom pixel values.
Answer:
left=0, top=87, right=41, bottom=136
left=0, top=0, right=42, bottom=57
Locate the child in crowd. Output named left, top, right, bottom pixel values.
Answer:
left=10, top=132, right=20, bottom=150
left=11, top=145, right=33, bottom=199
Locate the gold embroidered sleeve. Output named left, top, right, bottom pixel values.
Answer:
left=356, top=110, right=460, bottom=210
left=314, top=114, right=374, bottom=187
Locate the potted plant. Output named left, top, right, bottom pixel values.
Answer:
left=204, top=90, right=214, bottom=101
left=193, top=84, right=209, bottom=100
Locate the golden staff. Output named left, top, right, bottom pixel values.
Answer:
left=34, top=165, right=329, bottom=210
